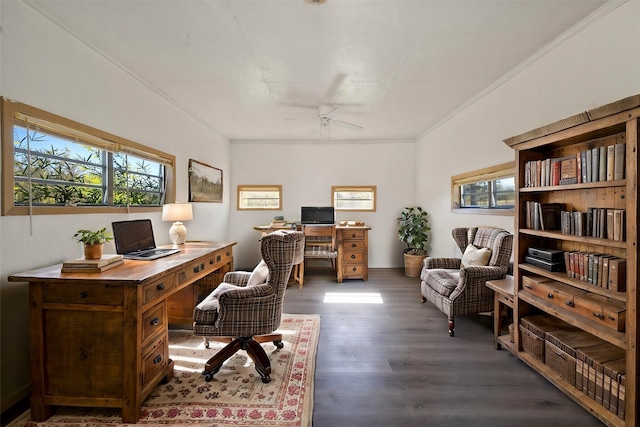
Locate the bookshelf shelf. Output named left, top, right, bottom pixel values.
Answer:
left=519, top=179, right=625, bottom=192
left=519, top=229, right=628, bottom=249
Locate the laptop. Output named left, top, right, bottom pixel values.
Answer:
left=112, top=219, right=180, bottom=261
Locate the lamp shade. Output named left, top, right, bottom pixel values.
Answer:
left=162, top=203, right=193, bottom=222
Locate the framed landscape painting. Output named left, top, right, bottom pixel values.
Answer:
left=188, top=159, right=223, bottom=203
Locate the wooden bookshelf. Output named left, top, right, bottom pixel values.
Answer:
left=504, top=94, right=639, bottom=427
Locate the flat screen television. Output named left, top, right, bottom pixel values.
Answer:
left=301, top=206, right=335, bottom=225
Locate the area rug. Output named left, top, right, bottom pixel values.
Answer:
left=10, top=313, right=319, bottom=427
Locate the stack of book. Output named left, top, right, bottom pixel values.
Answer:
left=563, top=251, right=626, bottom=291
left=61, top=254, right=124, bottom=273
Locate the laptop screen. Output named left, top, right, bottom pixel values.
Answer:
left=112, top=219, right=157, bottom=255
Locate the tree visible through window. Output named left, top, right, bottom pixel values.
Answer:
left=2, top=98, right=175, bottom=215
left=237, top=185, right=282, bottom=210
left=451, top=162, right=515, bottom=214
left=332, top=186, right=376, bottom=211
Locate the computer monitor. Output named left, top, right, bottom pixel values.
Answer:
left=300, top=206, right=335, bottom=225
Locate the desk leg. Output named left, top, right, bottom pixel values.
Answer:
left=493, top=293, right=502, bottom=350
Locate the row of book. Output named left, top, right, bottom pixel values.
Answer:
left=563, top=251, right=626, bottom=292
left=524, top=201, right=564, bottom=231
left=560, top=208, right=625, bottom=241
left=523, top=142, right=626, bottom=188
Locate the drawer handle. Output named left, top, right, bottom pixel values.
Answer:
left=352, top=267, right=357, bottom=272
left=524, top=285, right=532, bottom=289
left=193, top=266, right=201, bottom=273
left=153, top=355, right=162, bottom=364
left=201, top=263, right=205, bottom=270
left=217, top=255, right=222, bottom=262
left=157, top=284, right=165, bottom=291
left=351, top=243, right=357, bottom=248
left=351, top=254, right=356, bottom=259
left=151, top=317, right=160, bottom=326
left=79, top=291, right=87, bottom=299
left=351, top=233, right=356, bottom=238
left=565, top=301, right=574, bottom=307
left=593, top=312, right=603, bottom=319
left=547, top=293, right=554, bottom=299
left=210, top=259, right=214, bottom=265
left=226, top=251, right=230, bottom=256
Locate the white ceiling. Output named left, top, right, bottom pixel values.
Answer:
left=25, top=0, right=607, bottom=141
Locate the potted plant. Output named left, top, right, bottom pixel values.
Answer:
left=73, top=227, right=113, bottom=260
left=397, top=206, right=431, bottom=277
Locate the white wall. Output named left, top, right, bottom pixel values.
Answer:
left=229, top=140, right=415, bottom=269
left=417, top=1, right=640, bottom=259
left=0, top=2, right=231, bottom=411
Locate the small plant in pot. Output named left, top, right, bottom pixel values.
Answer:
left=397, top=206, right=431, bottom=277
left=73, top=227, right=113, bottom=260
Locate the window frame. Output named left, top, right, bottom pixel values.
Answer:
left=1, top=98, right=175, bottom=216
left=236, top=184, right=283, bottom=211
left=451, top=162, right=515, bottom=216
left=332, top=185, right=377, bottom=212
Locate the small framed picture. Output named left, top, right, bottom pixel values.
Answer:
left=189, top=159, right=223, bottom=203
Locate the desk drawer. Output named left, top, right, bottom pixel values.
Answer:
left=344, top=251, right=364, bottom=263
left=141, top=336, right=167, bottom=389
left=342, top=264, right=364, bottom=277
left=142, top=274, right=176, bottom=305
left=213, top=247, right=233, bottom=268
left=498, top=292, right=515, bottom=308
left=43, top=283, right=123, bottom=305
left=142, top=301, right=166, bottom=344
left=342, top=230, right=365, bottom=241
left=343, top=240, right=365, bottom=251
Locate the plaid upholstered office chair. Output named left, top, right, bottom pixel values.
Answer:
left=420, top=227, right=513, bottom=337
left=193, top=230, right=304, bottom=383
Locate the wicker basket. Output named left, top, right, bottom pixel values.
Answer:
left=545, top=340, right=577, bottom=385
left=403, top=253, right=426, bottom=278
left=520, top=325, right=545, bottom=362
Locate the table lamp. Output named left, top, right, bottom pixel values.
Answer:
left=162, top=203, right=193, bottom=244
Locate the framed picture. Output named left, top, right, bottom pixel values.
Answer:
left=189, top=159, right=223, bottom=203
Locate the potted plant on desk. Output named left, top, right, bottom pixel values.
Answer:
left=397, top=206, right=431, bottom=277
left=73, top=227, right=113, bottom=259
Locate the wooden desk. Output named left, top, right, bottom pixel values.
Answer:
left=485, top=276, right=515, bottom=352
left=336, top=226, right=370, bottom=283
left=8, top=241, right=235, bottom=423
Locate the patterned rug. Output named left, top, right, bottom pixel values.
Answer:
left=10, top=314, right=319, bottom=427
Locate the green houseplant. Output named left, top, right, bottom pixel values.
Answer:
left=73, top=227, right=113, bottom=259
left=397, top=206, right=431, bottom=277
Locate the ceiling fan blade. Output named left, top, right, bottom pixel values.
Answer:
left=332, top=119, right=364, bottom=132
left=323, top=106, right=344, bottom=119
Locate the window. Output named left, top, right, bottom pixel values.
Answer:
left=237, top=185, right=282, bottom=210
left=2, top=98, right=175, bottom=215
left=451, top=162, right=515, bottom=215
left=332, top=186, right=376, bottom=211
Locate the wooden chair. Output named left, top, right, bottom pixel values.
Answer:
left=297, top=224, right=338, bottom=288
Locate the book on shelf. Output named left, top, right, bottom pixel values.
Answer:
left=559, top=156, right=578, bottom=185
left=599, top=146, right=607, bottom=182
left=608, top=258, right=627, bottom=292
left=613, top=209, right=625, bottom=241
left=585, top=149, right=592, bottom=184
left=62, top=254, right=123, bottom=269
left=591, top=147, right=600, bottom=183
left=606, top=144, right=615, bottom=181
left=61, top=259, right=124, bottom=273
left=580, top=151, right=588, bottom=183
left=614, top=142, right=625, bottom=180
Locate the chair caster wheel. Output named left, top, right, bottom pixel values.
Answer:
left=261, top=375, right=271, bottom=384
left=273, top=340, right=284, bottom=349
left=449, top=330, right=455, bottom=337
left=202, top=367, right=219, bottom=381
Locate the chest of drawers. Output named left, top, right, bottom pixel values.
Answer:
left=336, top=226, right=370, bottom=282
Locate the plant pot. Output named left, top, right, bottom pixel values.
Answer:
left=404, top=252, right=426, bottom=278
left=84, top=243, right=104, bottom=260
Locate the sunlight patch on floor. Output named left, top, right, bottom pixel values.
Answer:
left=323, top=292, right=383, bottom=304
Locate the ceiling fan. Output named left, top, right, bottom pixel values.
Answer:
left=318, top=106, right=364, bottom=132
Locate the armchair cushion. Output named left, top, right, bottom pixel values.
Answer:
left=461, top=244, right=492, bottom=267
left=247, top=260, right=269, bottom=287
left=423, top=269, right=460, bottom=297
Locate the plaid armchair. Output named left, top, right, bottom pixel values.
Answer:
left=193, top=230, right=304, bottom=383
left=420, top=227, right=513, bottom=337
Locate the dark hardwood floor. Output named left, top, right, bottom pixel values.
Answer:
left=283, top=268, right=604, bottom=427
